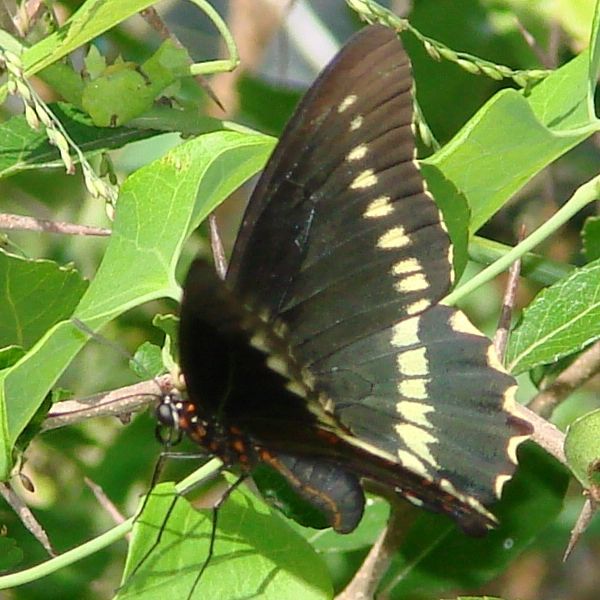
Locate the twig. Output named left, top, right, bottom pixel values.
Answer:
left=494, top=225, right=525, bottom=361
left=514, top=17, right=552, bottom=69
left=0, top=482, right=56, bottom=557
left=527, top=340, right=600, bottom=419
left=209, top=213, right=228, bottom=279
left=84, top=477, right=130, bottom=540
left=336, top=500, right=413, bottom=600
left=42, top=376, right=172, bottom=431
left=0, top=213, right=110, bottom=236
left=513, top=402, right=566, bottom=464
left=563, top=496, right=597, bottom=560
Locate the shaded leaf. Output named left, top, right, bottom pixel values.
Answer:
left=0, top=251, right=87, bottom=349
left=19, top=0, right=155, bottom=78
left=565, top=408, right=600, bottom=488
left=425, top=50, right=598, bottom=232
left=0, top=103, right=158, bottom=178
left=118, top=482, right=332, bottom=600
left=507, top=259, right=600, bottom=374
left=0, top=536, right=23, bottom=571
left=131, top=342, right=164, bottom=379
left=582, top=216, right=600, bottom=262
left=0, top=130, right=275, bottom=479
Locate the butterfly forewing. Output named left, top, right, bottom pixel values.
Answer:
left=227, top=25, right=452, bottom=335
left=178, top=24, right=531, bottom=537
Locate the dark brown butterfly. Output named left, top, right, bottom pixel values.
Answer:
left=159, top=19, right=529, bottom=558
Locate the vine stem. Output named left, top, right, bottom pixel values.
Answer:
left=188, top=0, right=239, bottom=75
left=444, top=173, right=600, bottom=306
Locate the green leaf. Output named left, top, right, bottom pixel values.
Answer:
left=421, top=162, right=470, bottom=281
left=588, top=0, right=600, bottom=109
left=0, top=346, right=25, bottom=369
left=425, top=51, right=599, bottom=232
left=0, top=536, right=23, bottom=571
left=152, top=313, right=179, bottom=371
left=0, top=103, right=158, bottom=178
left=84, top=44, right=107, bottom=80
left=378, top=444, right=568, bottom=598
left=565, top=408, right=600, bottom=488
left=18, top=0, right=156, bottom=80
left=506, top=258, right=600, bottom=374
left=582, top=216, right=600, bottom=262
left=0, top=130, right=275, bottom=479
left=130, top=342, right=164, bottom=379
left=81, top=40, right=191, bottom=127
left=118, top=482, right=332, bottom=600
left=0, top=252, right=87, bottom=349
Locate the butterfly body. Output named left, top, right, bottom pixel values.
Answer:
left=164, top=24, right=531, bottom=539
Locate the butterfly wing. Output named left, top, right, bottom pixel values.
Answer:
left=181, top=25, right=531, bottom=534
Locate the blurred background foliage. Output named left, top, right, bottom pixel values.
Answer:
left=0, top=0, right=599, bottom=598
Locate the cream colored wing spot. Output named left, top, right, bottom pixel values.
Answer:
left=347, top=144, right=368, bottom=162
left=395, top=272, right=429, bottom=293
left=338, top=94, right=358, bottom=112
left=397, top=449, right=430, bottom=478
left=502, top=385, right=519, bottom=412
left=364, top=195, right=393, bottom=218
left=318, top=391, right=335, bottom=413
left=447, top=246, right=455, bottom=284
left=301, top=367, right=316, bottom=391
left=285, top=381, right=307, bottom=398
left=486, top=345, right=506, bottom=372
left=405, top=298, right=431, bottom=316
left=396, top=400, right=434, bottom=428
left=257, top=308, right=271, bottom=323
left=404, top=494, right=425, bottom=507
left=272, top=318, right=289, bottom=339
left=494, top=473, right=512, bottom=497
left=350, top=115, right=364, bottom=130
left=398, top=378, right=429, bottom=400
left=350, top=169, right=378, bottom=190
left=507, top=433, right=528, bottom=465
left=437, top=210, right=448, bottom=233
left=396, top=347, right=429, bottom=376
left=266, top=355, right=290, bottom=377
left=392, top=258, right=421, bottom=275
left=249, top=332, right=270, bottom=353
left=391, top=316, right=421, bottom=347
left=449, top=311, right=483, bottom=336
left=377, top=226, right=410, bottom=249
left=395, top=423, right=439, bottom=467
left=440, top=480, right=490, bottom=514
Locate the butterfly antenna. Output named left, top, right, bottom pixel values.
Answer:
left=71, top=317, right=166, bottom=386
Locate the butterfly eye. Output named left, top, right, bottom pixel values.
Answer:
left=155, top=400, right=177, bottom=428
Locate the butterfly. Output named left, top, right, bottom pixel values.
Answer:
left=158, top=23, right=531, bottom=547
